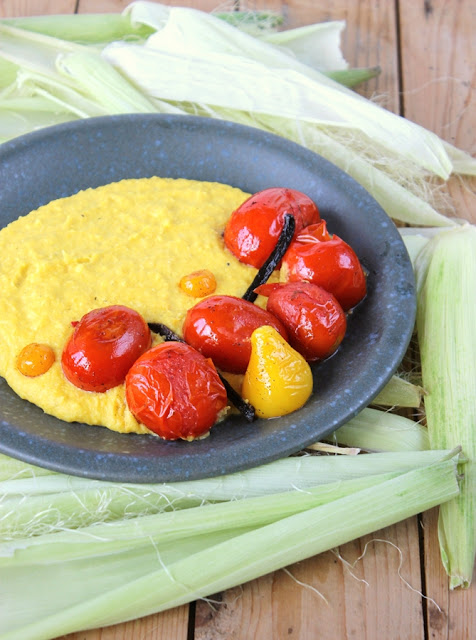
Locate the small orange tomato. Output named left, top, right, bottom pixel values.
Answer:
left=17, top=343, right=55, bottom=377
left=179, top=269, right=217, bottom=298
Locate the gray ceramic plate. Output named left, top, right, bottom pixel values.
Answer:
left=0, top=114, right=415, bottom=483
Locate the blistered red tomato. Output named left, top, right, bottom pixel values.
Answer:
left=182, top=294, right=288, bottom=374
left=125, top=341, right=228, bottom=440
left=282, top=220, right=367, bottom=311
left=62, top=305, right=151, bottom=392
left=255, top=282, right=347, bottom=361
left=224, top=187, right=320, bottom=268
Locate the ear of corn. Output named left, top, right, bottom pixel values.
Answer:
left=415, top=224, right=476, bottom=588
left=0, top=455, right=460, bottom=639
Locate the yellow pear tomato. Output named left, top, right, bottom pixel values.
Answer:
left=242, top=325, right=313, bottom=419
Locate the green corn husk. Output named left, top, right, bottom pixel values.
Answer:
left=0, top=450, right=452, bottom=540
left=325, top=66, right=381, bottom=88
left=0, top=455, right=460, bottom=639
left=0, top=472, right=408, bottom=566
left=415, top=224, right=476, bottom=588
left=331, top=407, right=430, bottom=452
left=0, top=13, right=154, bottom=44
left=371, top=374, right=424, bottom=408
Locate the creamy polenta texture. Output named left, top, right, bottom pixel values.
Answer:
left=0, top=177, right=255, bottom=434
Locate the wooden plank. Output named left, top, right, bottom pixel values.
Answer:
left=399, top=0, right=476, bottom=224
left=243, top=0, right=400, bottom=112
left=77, top=0, right=221, bottom=13
left=399, top=0, right=475, bottom=155
left=195, top=523, right=425, bottom=640
left=421, top=508, right=475, bottom=640
left=57, top=606, right=190, bottom=640
left=0, top=0, right=76, bottom=17
left=193, top=3, right=425, bottom=637
left=399, top=1, right=476, bottom=638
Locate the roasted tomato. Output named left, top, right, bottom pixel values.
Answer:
left=62, top=305, right=151, bottom=392
left=282, top=220, right=367, bottom=311
left=242, top=325, right=313, bottom=419
left=255, top=282, right=347, bottom=361
left=182, top=294, right=288, bottom=374
left=17, top=343, right=55, bottom=377
left=125, top=341, right=228, bottom=440
left=179, top=269, right=217, bottom=298
left=224, top=187, right=320, bottom=268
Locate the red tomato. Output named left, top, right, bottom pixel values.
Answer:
left=62, top=305, right=151, bottom=392
left=255, top=282, right=347, bottom=361
left=282, top=221, right=367, bottom=311
left=125, top=341, right=228, bottom=440
left=182, top=295, right=288, bottom=374
left=224, top=187, right=320, bottom=268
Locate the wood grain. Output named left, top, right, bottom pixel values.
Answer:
left=196, top=523, right=426, bottom=640
left=1, top=1, right=474, bottom=639
left=398, top=2, right=476, bottom=639
left=248, top=0, right=401, bottom=112
left=0, top=0, right=76, bottom=16
left=77, top=0, right=222, bottom=13
left=399, top=0, right=476, bottom=225
left=57, top=606, right=190, bottom=640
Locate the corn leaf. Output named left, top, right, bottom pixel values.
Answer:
left=415, top=224, right=476, bottom=588
left=0, top=456, right=460, bottom=639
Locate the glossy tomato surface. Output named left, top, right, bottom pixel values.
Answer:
left=125, top=341, right=228, bottom=440
left=256, top=282, right=347, bottom=361
left=282, top=221, right=367, bottom=311
left=62, top=305, right=151, bottom=392
left=224, top=187, right=320, bottom=268
left=182, top=294, right=288, bottom=374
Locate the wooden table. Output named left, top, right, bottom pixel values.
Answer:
left=1, top=1, right=474, bottom=638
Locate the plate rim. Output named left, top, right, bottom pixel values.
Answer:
left=0, top=113, right=416, bottom=483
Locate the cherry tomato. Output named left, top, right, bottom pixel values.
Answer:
left=182, top=294, right=288, bottom=374
left=179, top=269, right=217, bottom=298
left=282, top=220, right=367, bottom=311
left=224, top=187, right=320, bottom=268
left=125, top=341, right=228, bottom=440
left=62, top=305, right=151, bottom=392
left=17, top=343, right=55, bottom=377
left=255, top=282, right=347, bottom=361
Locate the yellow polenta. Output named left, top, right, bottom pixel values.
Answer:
left=0, top=177, right=254, bottom=434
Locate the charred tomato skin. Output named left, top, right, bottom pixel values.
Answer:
left=182, top=294, right=288, bottom=374
left=125, top=341, right=228, bottom=440
left=255, top=282, right=347, bottom=361
left=61, top=305, right=151, bottom=392
left=224, top=187, right=320, bottom=268
left=282, top=220, right=367, bottom=311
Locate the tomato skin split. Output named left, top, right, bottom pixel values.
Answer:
left=182, top=294, right=288, bottom=374
left=224, top=187, right=320, bottom=268
left=62, top=305, right=151, bottom=392
left=125, top=342, right=228, bottom=440
left=282, top=220, right=367, bottom=311
left=256, top=281, right=347, bottom=361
